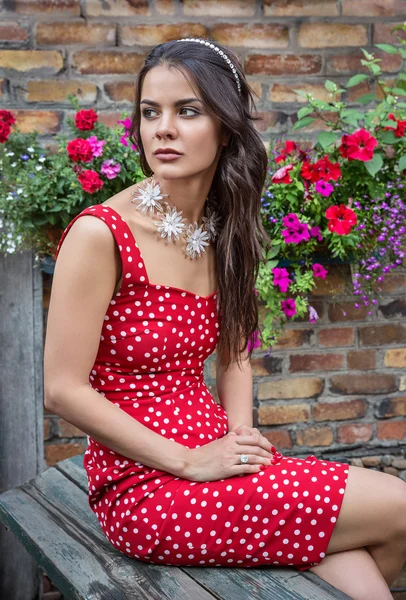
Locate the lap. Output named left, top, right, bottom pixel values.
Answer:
left=326, top=465, right=406, bottom=554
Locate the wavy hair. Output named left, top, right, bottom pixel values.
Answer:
left=128, top=39, right=271, bottom=371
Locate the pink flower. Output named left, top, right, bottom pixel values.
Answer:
left=282, top=213, right=300, bottom=229
left=247, top=329, right=261, bottom=352
left=88, top=135, right=106, bottom=158
left=315, top=180, right=334, bottom=197
left=118, top=117, right=138, bottom=151
left=310, top=226, right=323, bottom=241
left=281, top=298, right=297, bottom=318
left=308, top=305, right=319, bottom=323
left=271, top=164, right=294, bottom=184
left=272, top=267, right=292, bottom=293
left=282, top=222, right=310, bottom=244
left=101, top=159, right=121, bottom=180
left=312, top=263, right=328, bottom=279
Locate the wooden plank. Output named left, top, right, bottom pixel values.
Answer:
left=182, top=564, right=351, bottom=600
left=54, top=457, right=350, bottom=600
left=0, top=469, right=217, bottom=600
left=0, top=251, right=44, bottom=600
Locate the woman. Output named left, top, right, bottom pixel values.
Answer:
left=44, top=39, right=406, bottom=599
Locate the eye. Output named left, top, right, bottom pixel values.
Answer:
left=141, top=107, right=200, bottom=119
left=179, top=107, right=200, bottom=116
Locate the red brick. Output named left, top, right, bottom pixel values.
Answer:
left=251, top=355, right=283, bottom=376
left=342, top=0, right=406, bottom=16
left=262, top=429, right=293, bottom=449
left=14, top=0, right=80, bottom=14
left=156, top=0, right=175, bottom=13
left=97, top=110, right=124, bottom=128
left=0, top=21, right=28, bottom=42
left=337, top=423, right=373, bottom=444
left=45, top=443, right=85, bottom=467
left=385, top=348, right=406, bottom=368
left=212, top=23, right=289, bottom=48
left=378, top=273, right=406, bottom=293
left=86, top=0, right=150, bottom=16
left=311, top=270, right=346, bottom=296
left=362, top=456, right=381, bottom=467
left=273, top=328, right=314, bottom=349
left=263, top=0, right=338, bottom=16
left=375, top=78, right=396, bottom=101
left=72, top=51, right=145, bottom=75
left=44, top=418, right=52, bottom=441
left=0, top=78, right=6, bottom=99
left=330, top=374, right=397, bottom=395
left=359, top=324, right=406, bottom=346
left=0, top=50, right=63, bottom=73
left=57, top=418, right=86, bottom=438
left=36, top=22, right=115, bottom=46
left=12, top=110, right=61, bottom=134
left=253, top=110, right=287, bottom=133
left=289, top=353, right=343, bottom=373
left=258, top=377, right=324, bottom=400
left=347, top=350, right=376, bottom=370
left=376, top=397, right=406, bottom=418
left=347, top=81, right=373, bottom=103
left=245, top=54, right=322, bottom=76
left=120, top=23, right=207, bottom=46
left=318, top=327, right=355, bottom=348
left=258, top=404, right=310, bottom=425
left=24, top=80, right=97, bottom=104
left=313, top=399, right=367, bottom=422
left=104, top=81, right=135, bottom=103
left=377, top=421, right=406, bottom=441
left=328, top=51, right=402, bottom=75
left=374, top=22, right=406, bottom=44
left=296, top=426, right=334, bottom=447
left=298, top=23, right=367, bottom=49
left=269, top=82, right=341, bottom=104
left=328, top=302, right=370, bottom=322
left=379, top=297, right=406, bottom=319
left=183, top=0, right=256, bottom=16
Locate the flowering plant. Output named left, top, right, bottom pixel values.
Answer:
left=255, top=35, right=406, bottom=348
left=0, top=95, right=143, bottom=259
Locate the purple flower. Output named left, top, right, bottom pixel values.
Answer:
left=312, top=263, right=328, bottom=279
left=310, top=225, right=323, bottom=241
left=308, top=305, right=319, bottom=323
left=88, top=135, right=106, bottom=158
left=272, top=267, right=292, bottom=293
left=282, top=213, right=300, bottom=229
left=281, top=298, right=297, bottom=318
left=101, top=159, right=121, bottom=180
left=315, top=180, right=334, bottom=197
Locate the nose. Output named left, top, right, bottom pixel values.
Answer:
left=155, top=111, right=178, bottom=140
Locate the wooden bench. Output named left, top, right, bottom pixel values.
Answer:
left=0, top=454, right=351, bottom=600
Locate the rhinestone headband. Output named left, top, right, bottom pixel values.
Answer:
left=176, top=37, right=241, bottom=95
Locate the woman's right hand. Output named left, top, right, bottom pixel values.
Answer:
left=182, top=431, right=281, bottom=482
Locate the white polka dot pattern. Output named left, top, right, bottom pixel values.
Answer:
left=55, top=205, right=349, bottom=572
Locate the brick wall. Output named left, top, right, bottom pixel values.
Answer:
left=5, top=0, right=404, bottom=471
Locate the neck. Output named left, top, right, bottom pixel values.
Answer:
left=153, top=174, right=212, bottom=224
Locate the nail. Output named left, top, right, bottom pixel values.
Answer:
left=259, top=465, right=268, bottom=471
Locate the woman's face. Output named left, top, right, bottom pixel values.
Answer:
left=139, top=64, right=227, bottom=181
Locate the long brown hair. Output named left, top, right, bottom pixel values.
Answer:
left=128, top=39, right=271, bottom=371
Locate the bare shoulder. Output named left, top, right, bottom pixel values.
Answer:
left=101, top=179, right=152, bottom=227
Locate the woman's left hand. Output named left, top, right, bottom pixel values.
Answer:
left=231, top=425, right=277, bottom=455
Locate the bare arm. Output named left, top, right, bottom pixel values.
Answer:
left=44, top=215, right=189, bottom=477
left=216, top=346, right=254, bottom=433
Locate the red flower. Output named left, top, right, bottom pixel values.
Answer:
left=67, top=138, right=93, bottom=162
left=275, top=140, right=297, bottom=163
left=78, top=169, right=104, bottom=194
left=0, top=110, right=16, bottom=126
left=75, top=109, right=98, bottom=131
left=301, top=155, right=341, bottom=183
left=339, top=134, right=350, bottom=159
left=301, top=161, right=317, bottom=182
left=271, top=164, right=294, bottom=184
left=340, top=129, right=378, bottom=162
left=326, top=204, right=357, bottom=235
left=0, top=120, right=11, bottom=143
left=384, top=113, right=406, bottom=138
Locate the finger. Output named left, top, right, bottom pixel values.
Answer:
left=235, top=437, right=276, bottom=456
left=236, top=444, right=273, bottom=458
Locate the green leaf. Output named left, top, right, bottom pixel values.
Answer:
left=317, top=131, right=340, bottom=150
left=297, top=106, right=314, bottom=119
left=292, top=117, right=315, bottom=131
left=374, top=43, right=399, bottom=55
left=267, top=245, right=281, bottom=259
left=392, top=87, right=406, bottom=96
left=346, top=74, right=369, bottom=88
left=364, top=153, right=383, bottom=177
left=355, top=93, right=377, bottom=104
left=398, top=155, right=406, bottom=171
left=324, top=79, right=337, bottom=93
left=370, top=63, right=381, bottom=75
left=292, top=89, right=311, bottom=98
left=267, top=259, right=279, bottom=271
left=380, top=130, right=398, bottom=144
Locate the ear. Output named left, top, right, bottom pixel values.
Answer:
left=222, top=132, right=231, bottom=147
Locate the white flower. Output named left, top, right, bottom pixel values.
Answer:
left=27, top=147, right=34, bottom=152
left=153, top=206, right=187, bottom=242
left=202, top=207, right=221, bottom=242
left=11, top=162, right=17, bottom=167
left=6, top=152, right=15, bottom=157
left=35, top=165, right=42, bottom=171
left=16, top=188, right=23, bottom=194
left=131, top=180, right=168, bottom=215
left=39, top=157, right=46, bottom=163
left=185, top=223, right=210, bottom=259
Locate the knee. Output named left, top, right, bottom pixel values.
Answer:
left=387, top=475, right=406, bottom=540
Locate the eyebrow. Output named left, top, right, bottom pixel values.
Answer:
left=140, top=98, right=203, bottom=107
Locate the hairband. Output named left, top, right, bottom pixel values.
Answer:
left=176, top=37, right=241, bottom=95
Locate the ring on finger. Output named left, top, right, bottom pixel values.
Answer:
left=239, top=454, right=249, bottom=464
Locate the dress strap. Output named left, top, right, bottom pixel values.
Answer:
left=55, top=204, right=148, bottom=292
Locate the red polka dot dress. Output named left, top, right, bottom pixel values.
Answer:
left=55, top=204, right=349, bottom=572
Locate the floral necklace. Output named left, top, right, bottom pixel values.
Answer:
left=130, top=176, right=221, bottom=260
